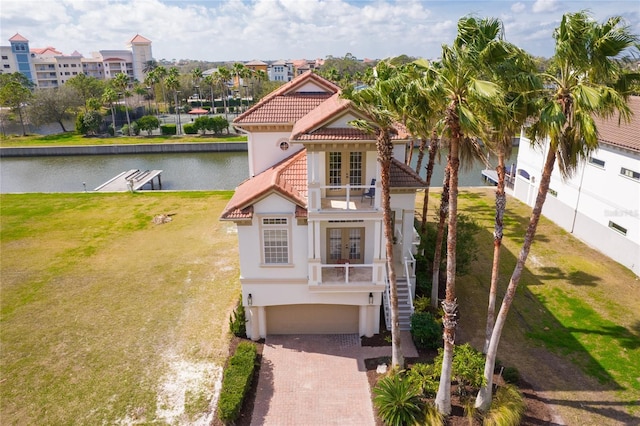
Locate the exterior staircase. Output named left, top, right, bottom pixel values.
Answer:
left=383, top=276, right=415, bottom=331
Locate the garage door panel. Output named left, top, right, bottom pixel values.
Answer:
left=267, top=304, right=358, bottom=334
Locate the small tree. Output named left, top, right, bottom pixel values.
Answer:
left=76, top=110, right=102, bottom=135
left=212, top=115, right=229, bottom=134
left=136, top=115, right=160, bottom=136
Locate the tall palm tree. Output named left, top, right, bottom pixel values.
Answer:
left=429, top=17, right=509, bottom=415
left=192, top=67, right=203, bottom=107
left=218, top=66, right=232, bottom=118
left=142, top=59, right=158, bottom=75
left=475, top=11, right=638, bottom=411
left=154, top=66, right=168, bottom=113
left=342, top=61, right=406, bottom=369
left=112, top=72, right=132, bottom=132
left=481, top=49, right=541, bottom=353
left=144, top=70, right=160, bottom=116
left=101, top=86, right=118, bottom=135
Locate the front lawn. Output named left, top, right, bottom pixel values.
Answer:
left=0, top=192, right=240, bottom=424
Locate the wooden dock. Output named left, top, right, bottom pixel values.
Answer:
left=94, top=169, right=163, bottom=192
left=481, top=169, right=499, bottom=185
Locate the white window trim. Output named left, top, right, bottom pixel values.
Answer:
left=259, top=215, right=292, bottom=266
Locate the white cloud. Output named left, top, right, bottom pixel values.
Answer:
left=532, top=0, right=559, bottom=14
left=0, top=0, right=636, bottom=62
left=511, top=2, right=526, bottom=13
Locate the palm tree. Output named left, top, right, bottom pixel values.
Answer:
left=342, top=61, right=406, bottom=369
left=429, top=17, right=509, bottom=415
left=101, top=86, right=119, bottom=135
left=218, top=66, right=232, bottom=118
left=475, top=11, right=638, bottom=411
left=192, top=67, right=203, bottom=107
left=142, top=59, right=158, bottom=75
left=154, top=66, right=168, bottom=113
left=144, top=70, right=160, bottom=116
left=112, top=72, right=131, bottom=133
left=481, top=49, right=541, bottom=353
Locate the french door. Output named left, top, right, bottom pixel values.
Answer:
left=327, top=151, right=364, bottom=196
left=327, top=227, right=364, bottom=264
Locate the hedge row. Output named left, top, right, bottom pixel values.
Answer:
left=217, top=342, right=257, bottom=424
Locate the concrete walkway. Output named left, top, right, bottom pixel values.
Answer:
left=251, top=332, right=418, bottom=425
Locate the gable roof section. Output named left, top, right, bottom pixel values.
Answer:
left=220, top=149, right=308, bottom=220
left=593, top=96, right=640, bottom=153
left=9, top=33, right=28, bottom=42
left=290, top=92, right=411, bottom=142
left=234, top=71, right=340, bottom=125
left=129, top=34, right=151, bottom=44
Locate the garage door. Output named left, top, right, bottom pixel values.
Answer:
left=267, top=304, right=359, bottom=334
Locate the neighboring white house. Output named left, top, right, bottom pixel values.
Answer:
left=513, top=96, right=640, bottom=276
left=220, top=71, right=425, bottom=340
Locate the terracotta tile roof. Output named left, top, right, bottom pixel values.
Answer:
left=220, top=149, right=308, bottom=220
left=291, top=92, right=411, bottom=142
left=9, top=33, right=28, bottom=42
left=234, top=71, right=340, bottom=125
left=31, top=47, right=63, bottom=55
left=593, top=96, right=640, bottom=153
left=390, top=158, right=428, bottom=188
left=103, top=57, right=127, bottom=62
left=129, top=34, right=151, bottom=44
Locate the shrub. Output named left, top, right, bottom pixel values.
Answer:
left=406, top=362, right=439, bottom=397
left=412, top=296, right=431, bottom=313
left=121, top=122, right=139, bottom=136
left=160, top=124, right=176, bottom=135
left=217, top=342, right=257, bottom=424
left=410, top=312, right=441, bottom=349
left=229, top=301, right=246, bottom=338
left=483, top=385, right=525, bottom=426
left=216, top=107, right=225, bottom=114
left=183, top=122, right=198, bottom=134
left=502, top=366, right=520, bottom=384
left=121, top=124, right=130, bottom=136
left=373, top=372, right=424, bottom=426
left=136, top=115, right=160, bottom=135
left=108, top=124, right=115, bottom=136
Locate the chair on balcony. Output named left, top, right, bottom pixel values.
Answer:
left=361, top=178, right=376, bottom=205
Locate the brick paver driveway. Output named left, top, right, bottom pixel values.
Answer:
left=251, top=333, right=417, bottom=425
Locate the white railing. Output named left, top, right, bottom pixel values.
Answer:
left=307, top=183, right=378, bottom=212
left=383, top=271, right=392, bottom=330
left=319, top=262, right=374, bottom=284
left=403, top=250, right=416, bottom=314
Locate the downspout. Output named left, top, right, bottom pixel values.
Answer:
left=570, top=160, right=587, bottom=233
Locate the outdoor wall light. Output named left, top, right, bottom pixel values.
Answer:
left=247, top=293, right=253, bottom=306
left=369, top=292, right=374, bottom=304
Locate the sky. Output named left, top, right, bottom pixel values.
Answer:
left=1, top=0, right=638, bottom=63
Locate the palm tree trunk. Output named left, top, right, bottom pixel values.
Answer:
left=415, top=138, right=426, bottom=174
left=484, top=150, right=506, bottom=353
left=435, top=132, right=460, bottom=415
left=379, top=130, right=404, bottom=369
left=476, top=146, right=556, bottom=411
left=17, top=107, right=27, bottom=136
left=430, top=161, right=449, bottom=309
left=110, top=104, right=116, bottom=135
left=420, top=131, right=439, bottom=235
left=406, top=138, right=414, bottom=166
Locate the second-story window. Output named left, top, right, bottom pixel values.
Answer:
left=261, top=217, right=290, bottom=264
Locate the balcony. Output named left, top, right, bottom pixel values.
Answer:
left=309, top=258, right=385, bottom=289
left=308, top=183, right=379, bottom=213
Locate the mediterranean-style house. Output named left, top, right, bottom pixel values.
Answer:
left=220, top=71, right=425, bottom=340
left=513, top=95, right=640, bottom=276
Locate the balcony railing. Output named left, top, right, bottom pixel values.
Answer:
left=308, top=259, right=386, bottom=286
left=307, top=183, right=378, bottom=212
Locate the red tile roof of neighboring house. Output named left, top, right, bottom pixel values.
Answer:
left=103, top=57, right=126, bottom=62
left=129, top=34, right=151, bottom=44
left=9, top=33, right=28, bottom=42
left=220, top=149, right=308, bottom=220
left=221, top=148, right=426, bottom=221
left=234, top=71, right=340, bottom=125
left=31, top=47, right=63, bottom=55
left=593, top=96, right=640, bottom=153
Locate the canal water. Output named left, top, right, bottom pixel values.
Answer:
left=0, top=149, right=517, bottom=193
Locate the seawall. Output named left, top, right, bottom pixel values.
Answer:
left=0, top=142, right=248, bottom=157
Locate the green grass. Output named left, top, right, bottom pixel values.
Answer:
left=1, top=192, right=240, bottom=424
left=0, top=132, right=247, bottom=147
left=420, top=188, right=640, bottom=423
